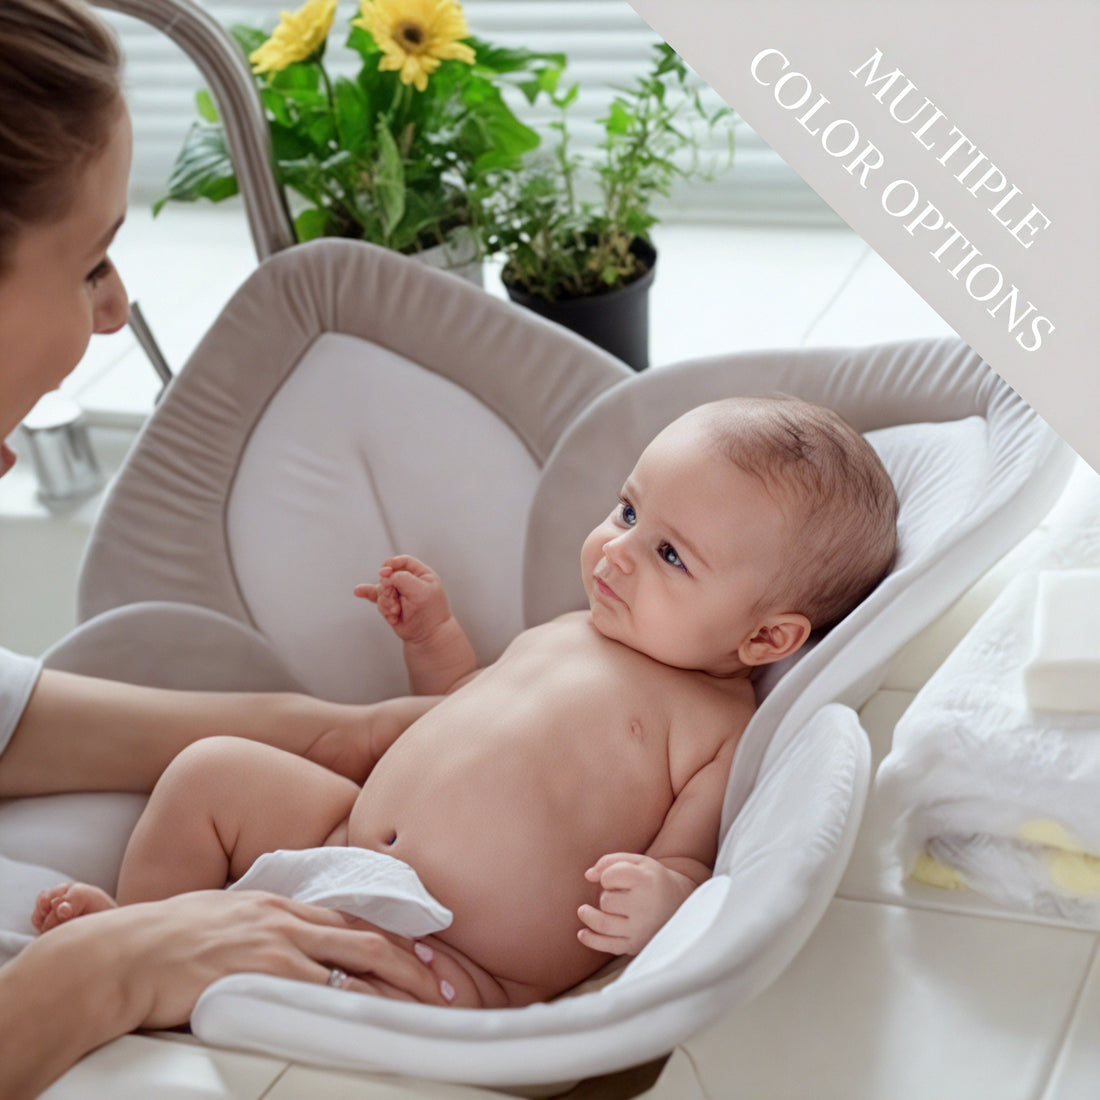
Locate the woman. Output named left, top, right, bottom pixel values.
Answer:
left=0, top=2, right=443, bottom=1095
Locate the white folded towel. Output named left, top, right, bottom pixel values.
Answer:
left=875, top=570, right=1100, bottom=923
left=229, top=847, right=453, bottom=937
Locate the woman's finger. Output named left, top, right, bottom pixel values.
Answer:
left=293, top=924, right=449, bottom=1005
left=249, top=893, right=350, bottom=928
left=344, top=974, right=418, bottom=1002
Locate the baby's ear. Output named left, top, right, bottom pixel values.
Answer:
left=738, top=613, right=812, bottom=667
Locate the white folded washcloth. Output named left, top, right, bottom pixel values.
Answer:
left=229, top=847, right=453, bottom=937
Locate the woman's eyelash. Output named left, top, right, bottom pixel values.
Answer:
left=87, top=259, right=112, bottom=285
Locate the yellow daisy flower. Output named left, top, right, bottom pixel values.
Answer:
left=353, top=0, right=476, bottom=92
left=250, top=0, right=338, bottom=74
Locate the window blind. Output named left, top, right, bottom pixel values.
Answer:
left=106, top=0, right=833, bottom=223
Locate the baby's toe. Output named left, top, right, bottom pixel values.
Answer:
left=63, top=882, right=115, bottom=919
left=32, top=884, right=72, bottom=932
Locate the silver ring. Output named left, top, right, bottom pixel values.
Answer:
left=326, top=967, right=348, bottom=988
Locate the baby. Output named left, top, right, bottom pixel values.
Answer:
left=33, top=396, right=897, bottom=1008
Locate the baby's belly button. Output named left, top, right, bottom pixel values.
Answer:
left=349, top=822, right=399, bottom=851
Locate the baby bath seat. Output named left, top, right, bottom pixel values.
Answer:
left=0, top=0, right=1072, bottom=1086
left=7, top=237, right=1070, bottom=1088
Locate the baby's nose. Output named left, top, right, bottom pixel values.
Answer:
left=604, top=533, right=634, bottom=573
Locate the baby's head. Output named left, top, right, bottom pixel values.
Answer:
left=580, top=396, right=898, bottom=677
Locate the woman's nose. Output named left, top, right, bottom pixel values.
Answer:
left=92, top=265, right=130, bottom=335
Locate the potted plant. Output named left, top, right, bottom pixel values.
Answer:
left=158, top=0, right=562, bottom=281
left=488, top=43, right=734, bottom=367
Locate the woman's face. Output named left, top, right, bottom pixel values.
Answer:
left=0, top=106, right=132, bottom=473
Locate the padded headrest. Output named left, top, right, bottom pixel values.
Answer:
left=524, top=336, right=1039, bottom=628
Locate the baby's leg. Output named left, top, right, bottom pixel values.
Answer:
left=115, top=736, right=360, bottom=905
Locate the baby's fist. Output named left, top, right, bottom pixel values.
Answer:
left=354, top=555, right=451, bottom=644
left=577, top=853, right=695, bottom=956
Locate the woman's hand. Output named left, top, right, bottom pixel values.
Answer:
left=1, top=890, right=449, bottom=1100
left=116, top=890, right=451, bottom=1028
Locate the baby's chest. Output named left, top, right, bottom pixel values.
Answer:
left=662, top=693, right=747, bottom=795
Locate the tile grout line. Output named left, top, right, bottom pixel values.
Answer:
left=1036, top=934, right=1100, bottom=1100
left=836, top=888, right=1100, bottom=936
left=257, top=1061, right=292, bottom=1098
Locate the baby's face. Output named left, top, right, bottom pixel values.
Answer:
left=580, top=414, right=793, bottom=676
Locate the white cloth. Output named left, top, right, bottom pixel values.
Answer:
left=875, top=570, right=1100, bottom=922
left=0, top=647, right=42, bottom=757
left=0, top=853, right=70, bottom=961
left=228, top=847, right=453, bottom=938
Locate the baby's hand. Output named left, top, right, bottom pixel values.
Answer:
left=353, top=555, right=451, bottom=644
left=577, top=853, right=697, bottom=956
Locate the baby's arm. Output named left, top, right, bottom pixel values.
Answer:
left=578, top=737, right=737, bottom=956
left=354, top=555, right=478, bottom=695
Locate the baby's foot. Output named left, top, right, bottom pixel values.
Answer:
left=32, top=882, right=117, bottom=933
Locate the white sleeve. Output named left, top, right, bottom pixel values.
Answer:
left=0, top=647, right=42, bottom=757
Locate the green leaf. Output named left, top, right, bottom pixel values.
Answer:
left=229, top=23, right=267, bottom=59
left=268, top=120, right=316, bottom=161
left=195, top=88, right=219, bottom=123
left=374, top=119, right=406, bottom=235
left=271, top=62, right=321, bottom=95
left=294, top=206, right=333, bottom=241
left=157, top=123, right=238, bottom=210
left=346, top=23, right=382, bottom=64
left=553, top=82, right=579, bottom=111
left=604, top=101, right=633, bottom=136
left=467, top=40, right=566, bottom=76
left=260, top=86, right=294, bottom=127
left=334, top=77, right=370, bottom=152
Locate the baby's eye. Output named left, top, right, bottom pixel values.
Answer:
left=618, top=501, right=637, bottom=526
left=658, top=542, right=686, bottom=571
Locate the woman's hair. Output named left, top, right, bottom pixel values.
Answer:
left=703, top=395, right=899, bottom=630
left=0, top=0, right=123, bottom=274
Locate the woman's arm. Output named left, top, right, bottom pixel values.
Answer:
left=0, top=670, right=441, bottom=797
left=0, top=890, right=449, bottom=1100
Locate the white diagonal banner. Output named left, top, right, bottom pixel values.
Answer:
left=629, top=0, right=1099, bottom=471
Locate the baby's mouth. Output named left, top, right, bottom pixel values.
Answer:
left=593, top=574, right=623, bottom=605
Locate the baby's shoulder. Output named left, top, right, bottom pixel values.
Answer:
left=671, top=674, right=756, bottom=752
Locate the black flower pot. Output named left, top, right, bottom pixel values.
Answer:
left=503, top=239, right=657, bottom=371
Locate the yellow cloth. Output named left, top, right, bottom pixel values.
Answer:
left=1020, top=819, right=1100, bottom=896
